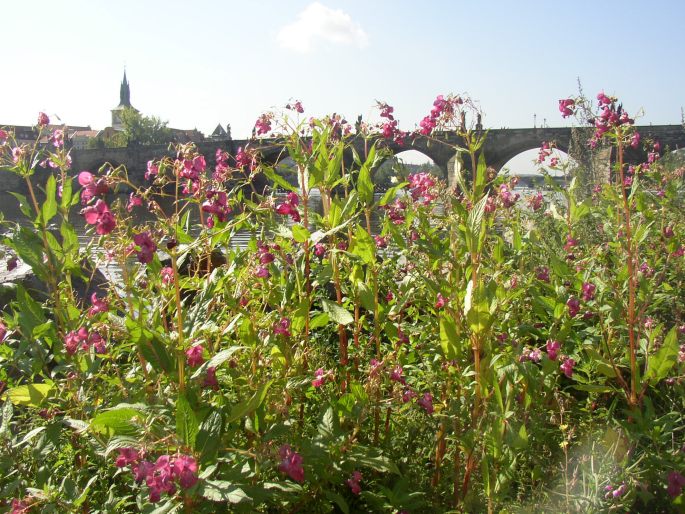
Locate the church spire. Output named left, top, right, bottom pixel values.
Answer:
left=119, top=69, right=131, bottom=107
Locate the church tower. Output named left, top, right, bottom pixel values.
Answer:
left=111, top=70, right=137, bottom=130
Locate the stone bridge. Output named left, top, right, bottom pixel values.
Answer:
left=70, top=125, right=685, bottom=187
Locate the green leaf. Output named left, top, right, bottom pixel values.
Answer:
left=357, top=144, right=376, bottom=206
left=227, top=380, right=273, bottom=424
left=90, top=407, right=145, bottom=436
left=190, top=346, right=244, bottom=379
left=348, top=446, right=400, bottom=474
left=201, top=480, right=251, bottom=503
left=323, top=490, right=349, bottom=514
left=3, top=383, right=53, bottom=407
left=42, top=174, right=58, bottom=224
left=645, top=326, right=679, bottom=384
left=321, top=299, right=354, bottom=326
left=263, top=166, right=297, bottom=192
left=292, top=224, right=311, bottom=243
left=379, top=181, right=408, bottom=206
left=195, top=410, right=223, bottom=464
left=176, top=393, right=199, bottom=447
left=350, top=224, right=375, bottom=265
left=439, top=313, right=459, bottom=360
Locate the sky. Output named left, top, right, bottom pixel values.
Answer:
left=2, top=0, right=684, bottom=169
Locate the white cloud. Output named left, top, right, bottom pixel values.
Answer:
left=277, top=2, right=368, bottom=53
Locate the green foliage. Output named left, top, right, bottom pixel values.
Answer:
left=1, top=97, right=684, bottom=513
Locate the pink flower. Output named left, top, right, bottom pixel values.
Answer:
left=78, top=171, right=109, bottom=204
left=132, top=231, right=157, bottom=264
left=255, top=266, right=270, bottom=278
left=560, top=357, right=575, bottom=378
left=630, top=131, right=641, bottom=149
left=390, top=365, right=406, bottom=385
left=558, top=99, right=575, bottom=118
left=275, top=193, right=301, bottom=223
left=581, top=282, right=596, bottom=302
left=417, top=392, right=434, bottom=414
left=402, top=388, right=417, bottom=403
left=347, top=471, right=362, bottom=495
left=203, top=366, right=219, bottom=390
left=278, top=444, right=304, bottom=482
left=160, top=266, right=174, bottom=285
left=147, top=455, right=177, bottom=502
left=313, top=243, right=326, bottom=258
left=145, top=160, right=159, bottom=180
left=10, top=498, right=30, bottom=514
left=0, top=320, right=7, bottom=343
left=127, top=194, right=143, bottom=212
left=435, top=293, right=446, bottom=309
left=132, top=460, right=155, bottom=483
left=663, top=225, right=674, bottom=239
left=0, top=129, right=8, bottom=143
left=667, top=471, right=685, bottom=498
left=408, top=172, right=437, bottom=204
left=567, top=297, right=580, bottom=317
left=88, top=293, right=108, bottom=317
left=596, top=91, right=612, bottom=106
left=536, top=266, right=550, bottom=282
left=172, top=454, right=198, bottom=489
left=311, top=367, right=328, bottom=388
left=520, top=347, right=542, bottom=363
left=83, top=199, right=116, bottom=235
left=254, top=114, right=272, bottom=136
left=527, top=191, right=544, bottom=211
left=89, top=332, right=106, bottom=353
left=546, top=340, right=561, bottom=361
left=37, top=112, right=50, bottom=126
left=186, top=345, right=205, bottom=367
left=64, top=327, right=89, bottom=355
left=202, top=190, right=231, bottom=227
left=50, top=129, right=64, bottom=148
left=274, top=317, right=291, bottom=337
left=11, top=146, right=24, bottom=163
left=115, top=447, right=141, bottom=468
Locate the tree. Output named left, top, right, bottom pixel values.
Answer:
left=118, top=107, right=173, bottom=146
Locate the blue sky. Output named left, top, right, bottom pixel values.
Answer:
left=2, top=0, right=684, bottom=168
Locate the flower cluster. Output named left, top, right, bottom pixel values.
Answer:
left=186, top=344, right=205, bottom=367
left=178, top=153, right=206, bottom=195
left=278, top=444, right=304, bottom=482
left=407, top=172, right=437, bottom=205
left=82, top=199, right=116, bottom=235
left=546, top=340, right=561, bottom=361
left=286, top=100, right=304, bottom=113
left=377, top=101, right=407, bottom=144
left=202, top=190, right=230, bottom=228
left=115, top=449, right=199, bottom=503
left=254, top=113, right=272, bottom=136
left=558, top=98, right=575, bottom=118
left=78, top=171, right=109, bottom=205
left=347, top=471, right=363, bottom=495
left=418, top=94, right=463, bottom=135
left=273, top=317, right=292, bottom=337
left=64, top=327, right=105, bottom=355
left=275, top=192, right=301, bottom=222
left=311, top=367, right=332, bottom=388
left=88, top=293, right=109, bottom=317
left=560, top=357, right=575, bottom=378
left=383, top=198, right=407, bottom=225
left=129, top=231, right=157, bottom=264
left=667, top=471, right=685, bottom=498
left=604, top=482, right=627, bottom=499
left=498, top=183, right=520, bottom=209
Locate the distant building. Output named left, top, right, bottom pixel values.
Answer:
left=111, top=70, right=137, bottom=131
